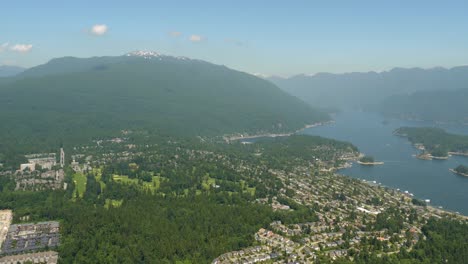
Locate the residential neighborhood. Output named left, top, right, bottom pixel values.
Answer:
left=212, top=156, right=467, bottom=263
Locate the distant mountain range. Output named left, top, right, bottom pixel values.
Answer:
left=379, top=88, right=468, bottom=124
left=0, top=51, right=327, bottom=151
left=0, top=65, right=25, bottom=77
left=268, top=66, right=468, bottom=109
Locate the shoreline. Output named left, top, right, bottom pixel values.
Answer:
left=402, top=140, right=468, bottom=161
left=355, top=178, right=468, bottom=218
left=395, top=132, right=467, bottom=161
left=449, top=169, right=468, bottom=177
left=448, top=151, right=468, bottom=157
left=357, top=161, right=384, bottom=166
left=416, top=151, right=468, bottom=160
left=224, top=120, right=335, bottom=142
left=415, top=153, right=449, bottom=160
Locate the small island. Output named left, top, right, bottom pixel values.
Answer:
left=450, top=165, right=468, bottom=177
left=415, top=150, right=449, bottom=161
left=357, top=155, right=384, bottom=166
left=394, top=127, right=468, bottom=160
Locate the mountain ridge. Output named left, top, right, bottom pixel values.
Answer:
left=0, top=52, right=328, bottom=152
left=18, top=51, right=216, bottom=79
left=268, top=65, right=468, bottom=109
left=379, top=88, right=468, bottom=124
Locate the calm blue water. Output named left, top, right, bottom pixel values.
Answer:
left=300, top=111, right=468, bottom=215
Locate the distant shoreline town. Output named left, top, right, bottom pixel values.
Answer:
left=224, top=121, right=335, bottom=142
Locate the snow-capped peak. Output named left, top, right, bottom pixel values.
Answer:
left=126, top=50, right=162, bottom=58
left=125, top=50, right=192, bottom=61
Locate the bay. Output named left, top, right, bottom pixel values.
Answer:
left=300, top=111, right=468, bottom=215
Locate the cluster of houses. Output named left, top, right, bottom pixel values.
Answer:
left=212, top=150, right=468, bottom=263
left=14, top=169, right=65, bottom=191
left=70, top=159, right=91, bottom=174
left=1, top=221, right=60, bottom=255
left=271, top=199, right=291, bottom=211
left=1, top=149, right=68, bottom=191
left=256, top=228, right=296, bottom=254
left=212, top=246, right=279, bottom=264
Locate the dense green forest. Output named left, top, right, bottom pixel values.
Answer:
left=251, top=135, right=357, bottom=164
left=454, top=165, right=468, bottom=175
left=395, top=127, right=468, bottom=156
left=254, top=135, right=358, bottom=157
left=359, top=155, right=375, bottom=163
left=0, top=55, right=327, bottom=155
left=0, top=185, right=272, bottom=263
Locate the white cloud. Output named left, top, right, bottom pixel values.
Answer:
left=0, top=43, right=8, bottom=52
left=90, top=24, right=108, bottom=36
left=10, top=44, right=33, bottom=53
left=169, top=31, right=181, bottom=37
left=189, top=35, right=203, bottom=42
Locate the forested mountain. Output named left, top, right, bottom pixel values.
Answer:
left=0, top=65, right=25, bottom=77
left=268, top=66, right=468, bottom=109
left=0, top=51, right=327, bottom=152
left=379, top=88, right=468, bottom=124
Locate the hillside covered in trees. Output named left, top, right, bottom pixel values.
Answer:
left=0, top=53, right=327, bottom=154
left=394, top=127, right=468, bottom=157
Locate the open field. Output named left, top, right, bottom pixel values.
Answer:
left=73, top=173, right=87, bottom=198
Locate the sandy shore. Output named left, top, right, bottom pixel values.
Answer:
left=357, top=161, right=384, bottom=166
left=448, top=151, right=468, bottom=157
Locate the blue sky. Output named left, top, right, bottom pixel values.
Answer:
left=1, top=0, right=468, bottom=76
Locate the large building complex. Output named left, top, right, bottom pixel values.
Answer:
left=1, top=221, right=60, bottom=255
left=0, top=210, right=59, bottom=264
left=20, top=153, right=57, bottom=172
left=0, top=211, right=12, bottom=251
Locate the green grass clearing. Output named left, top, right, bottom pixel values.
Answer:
left=112, top=175, right=165, bottom=193
left=73, top=172, right=87, bottom=198
left=105, top=199, right=123, bottom=209
left=202, top=177, right=216, bottom=190
left=112, top=175, right=139, bottom=184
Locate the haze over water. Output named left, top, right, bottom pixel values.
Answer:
left=301, top=111, right=468, bottom=215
